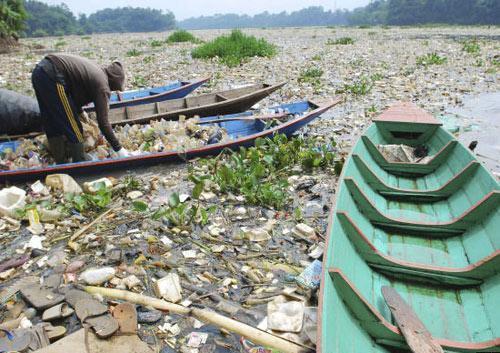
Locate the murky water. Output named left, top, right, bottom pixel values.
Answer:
left=446, top=92, right=500, bottom=174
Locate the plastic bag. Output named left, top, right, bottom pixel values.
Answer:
left=0, top=89, right=41, bottom=135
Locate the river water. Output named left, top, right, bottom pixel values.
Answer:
left=446, top=92, right=500, bottom=175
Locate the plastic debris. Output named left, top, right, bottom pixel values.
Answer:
left=186, top=332, right=208, bottom=348
left=296, top=260, right=322, bottom=289
left=0, top=186, right=26, bottom=218
left=79, top=267, right=116, bottom=285
left=267, top=296, right=305, bottom=333
left=83, top=178, right=114, bottom=193
left=293, top=223, right=315, bottom=238
left=45, top=174, right=82, bottom=194
left=154, top=273, right=182, bottom=303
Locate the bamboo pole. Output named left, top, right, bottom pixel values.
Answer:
left=84, top=286, right=313, bottom=353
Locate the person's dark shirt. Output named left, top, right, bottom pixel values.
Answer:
left=46, top=54, right=122, bottom=151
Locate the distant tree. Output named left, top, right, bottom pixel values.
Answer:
left=84, top=7, right=175, bottom=33
left=24, top=1, right=78, bottom=36
left=179, top=6, right=349, bottom=30
left=349, top=0, right=388, bottom=25
left=23, top=4, right=176, bottom=37
left=0, top=0, right=27, bottom=39
left=348, top=0, right=499, bottom=26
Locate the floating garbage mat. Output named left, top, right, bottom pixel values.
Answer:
left=0, top=116, right=230, bottom=170
left=378, top=143, right=432, bottom=163
left=0, top=130, right=338, bottom=352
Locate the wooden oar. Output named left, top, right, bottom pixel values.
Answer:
left=381, top=286, right=444, bottom=353
left=198, top=112, right=289, bottom=125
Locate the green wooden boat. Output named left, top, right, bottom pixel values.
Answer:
left=319, top=102, right=500, bottom=353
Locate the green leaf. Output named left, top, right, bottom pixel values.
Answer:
left=188, top=174, right=201, bottom=184
left=192, top=180, right=204, bottom=200
left=132, top=200, right=148, bottom=212
left=168, top=193, right=180, bottom=207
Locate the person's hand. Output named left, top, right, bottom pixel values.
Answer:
left=116, top=148, right=130, bottom=158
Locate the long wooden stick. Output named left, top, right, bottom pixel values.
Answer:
left=382, top=286, right=444, bottom=353
left=84, top=286, right=313, bottom=353
left=51, top=208, right=116, bottom=246
left=198, top=112, right=288, bottom=125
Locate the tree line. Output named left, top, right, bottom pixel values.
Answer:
left=1, top=0, right=499, bottom=41
left=13, top=1, right=175, bottom=37
left=0, top=0, right=26, bottom=39
left=179, top=7, right=349, bottom=30
left=349, top=0, right=500, bottom=26
left=179, top=1, right=499, bottom=29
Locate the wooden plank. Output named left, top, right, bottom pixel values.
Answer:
left=381, top=286, right=444, bottom=353
left=374, top=102, right=441, bottom=125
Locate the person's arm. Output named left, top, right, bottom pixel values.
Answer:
left=94, top=90, right=122, bottom=152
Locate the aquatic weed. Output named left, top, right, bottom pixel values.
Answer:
left=341, top=76, right=374, bottom=96
left=190, top=134, right=338, bottom=209
left=416, top=52, right=447, bottom=66
left=298, top=67, right=324, bottom=87
left=167, top=30, right=200, bottom=43
left=150, top=39, right=163, bottom=48
left=191, top=30, right=276, bottom=67
left=126, top=49, right=143, bottom=57
left=462, top=40, right=480, bottom=55
left=327, top=37, right=355, bottom=45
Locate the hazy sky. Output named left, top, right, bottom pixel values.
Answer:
left=41, top=0, right=370, bottom=20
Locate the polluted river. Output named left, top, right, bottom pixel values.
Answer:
left=0, top=26, right=499, bottom=353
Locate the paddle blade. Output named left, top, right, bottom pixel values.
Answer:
left=382, top=286, right=444, bottom=353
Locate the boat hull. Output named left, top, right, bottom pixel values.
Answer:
left=84, top=77, right=209, bottom=112
left=318, top=102, right=500, bottom=353
left=0, top=99, right=340, bottom=183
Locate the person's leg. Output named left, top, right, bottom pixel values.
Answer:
left=53, top=81, right=86, bottom=162
left=31, top=65, right=86, bottom=163
left=31, top=65, right=67, bottom=164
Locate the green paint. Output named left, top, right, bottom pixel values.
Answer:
left=320, top=106, right=500, bottom=353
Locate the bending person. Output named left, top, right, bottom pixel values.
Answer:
left=31, top=54, right=129, bottom=163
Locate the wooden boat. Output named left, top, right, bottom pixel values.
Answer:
left=107, top=82, right=287, bottom=126
left=0, top=98, right=341, bottom=183
left=318, top=102, right=500, bottom=353
left=84, top=77, right=209, bottom=112
left=0, top=82, right=286, bottom=141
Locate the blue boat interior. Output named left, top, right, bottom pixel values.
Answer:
left=0, top=101, right=313, bottom=172
left=109, top=81, right=183, bottom=102
left=198, top=101, right=311, bottom=139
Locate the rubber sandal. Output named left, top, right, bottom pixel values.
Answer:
left=74, top=299, right=108, bottom=321
left=42, top=303, right=75, bottom=321
left=112, top=303, right=137, bottom=334
left=0, top=323, right=62, bottom=352
left=64, top=289, right=94, bottom=308
left=20, top=285, right=65, bottom=310
left=0, top=329, right=31, bottom=352
left=43, top=325, right=67, bottom=342
left=85, top=314, right=119, bottom=339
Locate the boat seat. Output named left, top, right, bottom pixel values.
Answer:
left=361, top=135, right=458, bottom=176
left=344, top=177, right=500, bottom=234
left=216, top=94, right=228, bottom=102
left=327, top=268, right=500, bottom=352
left=336, top=196, right=500, bottom=284
left=353, top=154, right=481, bottom=201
